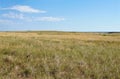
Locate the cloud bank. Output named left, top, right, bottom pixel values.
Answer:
left=2, top=12, right=24, bottom=19
left=0, top=5, right=65, bottom=23
left=2, top=5, right=46, bottom=13
left=2, top=12, right=65, bottom=22
left=34, top=17, right=65, bottom=22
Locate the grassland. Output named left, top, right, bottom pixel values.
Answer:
left=0, top=31, right=120, bottom=79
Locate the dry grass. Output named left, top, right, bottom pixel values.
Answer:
left=0, top=31, right=120, bottom=79
left=0, top=32, right=119, bottom=41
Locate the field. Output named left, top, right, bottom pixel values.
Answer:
left=0, top=31, right=120, bottom=79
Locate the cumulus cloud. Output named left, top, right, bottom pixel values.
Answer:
left=2, top=12, right=24, bottom=19
left=1, top=5, right=46, bottom=13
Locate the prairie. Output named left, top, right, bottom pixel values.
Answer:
left=0, top=31, right=120, bottom=79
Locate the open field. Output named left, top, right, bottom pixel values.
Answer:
left=0, top=31, right=120, bottom=79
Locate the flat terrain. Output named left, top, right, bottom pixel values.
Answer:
left=0, top=31, right=120, bottom=79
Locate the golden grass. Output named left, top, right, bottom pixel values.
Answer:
left=0, top=32, right=120, bottom=41
left=0, top=31, right=120, bottom=79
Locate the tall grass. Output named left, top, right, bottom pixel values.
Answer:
left=0, top=32, right=120, bottom=79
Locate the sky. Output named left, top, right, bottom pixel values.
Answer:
left=0, top=0, right=120, bottom=32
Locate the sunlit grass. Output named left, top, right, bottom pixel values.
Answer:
left=0, top=31, right=120, bottom=79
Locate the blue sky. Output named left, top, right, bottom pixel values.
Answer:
left=0, top=0, right=120, bottom=32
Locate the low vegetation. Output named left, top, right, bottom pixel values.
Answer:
left=0, top=31, right=120, bottom=79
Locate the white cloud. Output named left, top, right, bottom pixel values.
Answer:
left=2, top=12, right=24, bottom=19
left=25, top=16, right=65, bottom=22
left=0, top=5, right=65, bottom=22
left=35, top=17, right=65, bottom=22
left=0, top=19, right=23, bottom=25
left=2, top=5, right=46, bottom=13
left=1, top=12, right=65, bottom=22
